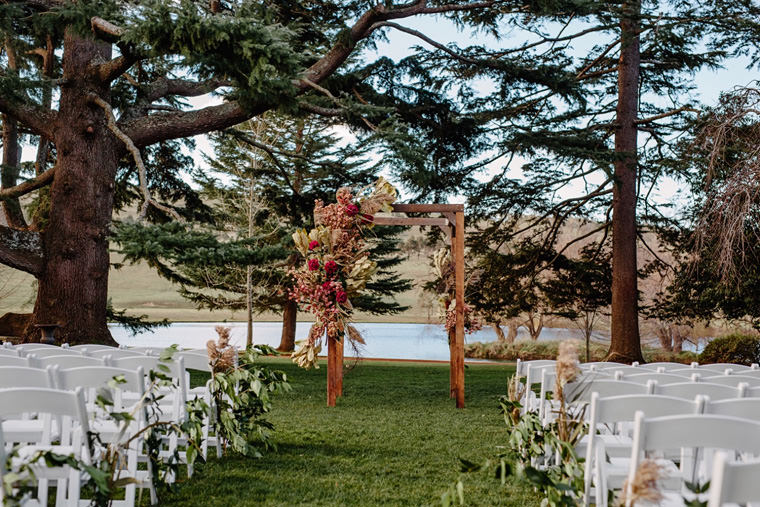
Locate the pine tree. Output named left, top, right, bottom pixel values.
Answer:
left=0, top=0, right=518, bottom=344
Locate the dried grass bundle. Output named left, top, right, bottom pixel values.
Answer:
left=346, top=324, right=366, bottom=345
left=555, top=340, right=582, bottom=444
left=619, top=459, right=664, bottom=506
left=207, top=326, right=236, bottom=373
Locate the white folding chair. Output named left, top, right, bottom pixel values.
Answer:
left=655, top=382, right=745, bottom=400
left=109, top=356, right=191, bottom=479
left=565, top=379, right=653, bottom=404
left=626, top=413, right=760, bottom=506
left=24, top=348, right=82, bottom=359
left=516, top=359, right=555, bottom=376
left=638, top=362, right=694, bottom=372
left=177, top=351, right=222, bottom=460
left=600, top=365, right=645, bottom=374
left=56, top=366, right=149, bottom=507
left=0, top=347, right=21, bottom=357
left=723, top=368, right=760, bottom=378
left=0, top=366, right=59, bottom=444
left=0, top=387, right=92, bottom=507
left=708, top=451, right=760, bottom=507
left=700, top=375, right=760, bottom=387
left=0, top=355, right=33, bottom=367
left=698, top=363, right=755, bottom=373
left=582, top=393, right=703, bottom=506
left=68, top=344, right=116, bottom=352
left=13, top=343, right=61, bottom=352
left=87, top=348, right=145, bottom=360
left=33, top=354, right=106, bottom=369
left=620, top=372, right=697, bottom=385
left=522, top=363, right=557, bottom=413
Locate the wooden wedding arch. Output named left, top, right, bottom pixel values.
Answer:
left=326, top=203, right=467, bottom=408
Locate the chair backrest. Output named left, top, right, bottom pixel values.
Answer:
left=68, top=344, right=116, bottom=352
left=654, top=381, right=743, bottom=400
left=0, top=366, right=55, bottom=389
left=0, top=387, right=91, bottom=460
left=178, top=351, right=212, bottom=373
left=601, top=365, right=644, bottom=374
left=704, top=397, right=760, bottom=420
left=87, top=348, right=144, bottom=360
left=13, top=343, right=61, bottom=351
left=639, top=362, right=694, bottom=371
left=723, top=369, right=760, bottom=378
left=707, top=452, right=760, bottom=507
left=23, top=347, right=81, bottom=358
left=627, top=412, right=760, bottom=507
left=701, top=375, right=760, bottom=387
left=517, top=359, right=555, bottom=376
left=33, top=354, right=105, bottom=369
left=591, top=392, right=703, bottom=425
left=566, top=379, right=652, bottom=402
left=0, top=355, right=31, bottom=367
left=699, top=363, right=753, bottom=373
left=622, top=372, right=696, bottom=385
left=0, top=348, right=20, bottom=357
left=55, top=365, right=145, bottom=394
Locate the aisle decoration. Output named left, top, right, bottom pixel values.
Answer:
left=431, top=247, right=482, bottom=335
left=289, top=177, right=398, bottom=369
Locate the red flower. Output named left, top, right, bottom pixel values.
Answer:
left=307, top=258, right=320, bottom=271
left=360, top=213, right=374, bottom=223
left=322, top=281, right=333, bottom=291
left=345, top=203, right=359, bottom=217
left=336, top=291, right=348, bottom=304
left=308, top=240, right=319, bottom=250
left=324, top=260, right=338, bottom=275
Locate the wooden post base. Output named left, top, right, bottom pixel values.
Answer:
left=327, top=334, right=344, bottom=407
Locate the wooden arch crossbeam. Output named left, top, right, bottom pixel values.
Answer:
left=374, top=203, right=467, bottom=408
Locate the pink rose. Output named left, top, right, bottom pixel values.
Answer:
left=307, top=258, right=320, bottom=271
left=346, top=204, right=359, bottom=217
left=336, top=291, right=348, bottom=304
left=324, top=260, right=338, bottom=275
left=308, top=240, right=319, bottom=250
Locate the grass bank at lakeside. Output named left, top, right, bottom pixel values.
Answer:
left=157, top=358, right=539, bottom=506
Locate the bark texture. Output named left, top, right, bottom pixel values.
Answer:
left=607, top=0, right=644, bottom=364
left=26, top=31, right=119, bottom=345
left=277, top=300, right=297, bottom=352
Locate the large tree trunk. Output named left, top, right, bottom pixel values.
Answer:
left=25, top=32, right=118, bottom=345
left=1, top=40, right=26, bottom=230
left=607, top=0, right=644, bottom=364
left=277, top=299, right=297, bottom=352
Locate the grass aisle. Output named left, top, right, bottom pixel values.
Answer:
left=164, top=358, right=540, bottom=506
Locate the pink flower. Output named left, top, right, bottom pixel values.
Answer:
left=345, top=204, right=359, bottom=217
left=308, top=240, right=319, bottom=250
left=322, top=281, right=333, bottom=291
left=336, top=291, right=348, bottom=304
left=307, top=258, right=320, bottom=271
left=324, top=260, right=338, bottom=275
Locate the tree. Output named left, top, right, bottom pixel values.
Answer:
left=544, top=244, right=612, bottom=362
left=0, top=0, right=515, bottom=344
left=115, top=112, right=411, bottom=351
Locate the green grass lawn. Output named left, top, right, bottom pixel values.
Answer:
left=158, top=358, right=540, bottom=506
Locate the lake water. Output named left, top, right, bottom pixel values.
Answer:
left=110, top=322, right=614, bottom=361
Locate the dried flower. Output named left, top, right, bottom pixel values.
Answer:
left=556, top=339, right=581, bottom=388
left=336, top=290, right=348, bottom=304
left=619, top=460, right=664, bottom=506
left=324, top=260, right=338, bottom=275
left=307, top=258, right=320, bottom=271
left=345, top=203, right=359, bottom=216
left=207, top=326, right=236, bottom=374
left=308, top=240, right=319, bottom=250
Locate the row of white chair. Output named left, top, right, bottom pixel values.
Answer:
left=0, top=346, right=224, bottom=507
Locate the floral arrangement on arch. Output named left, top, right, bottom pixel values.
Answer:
left=289, top=177, right=398, bottom=369
left=432, top=247, right=482, bottom=335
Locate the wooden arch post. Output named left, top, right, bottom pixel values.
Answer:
left=371, top=203, right=467, bottom=408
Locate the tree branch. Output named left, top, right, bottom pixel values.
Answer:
left=121, top=0, right=495, bottom=146
left=0, top=225, right=43, bottom=276
left=89, top=95, right=181, bottom=221
left=635, top=106, right=698, bottom=124
left=0, top=96, right=55, bottom=139
left=0, top=165, right=55, bottom=201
